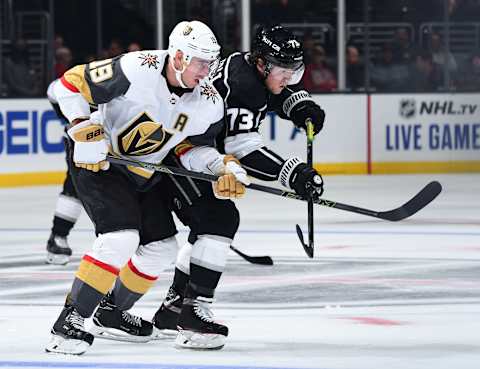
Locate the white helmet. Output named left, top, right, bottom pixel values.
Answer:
left=168, top=20, right=220, bottom=64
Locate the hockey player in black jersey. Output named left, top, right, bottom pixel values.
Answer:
left=151, top=25, right=326, bottom=349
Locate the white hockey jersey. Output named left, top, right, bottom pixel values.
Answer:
left=54, top=50, right=224, bottom=177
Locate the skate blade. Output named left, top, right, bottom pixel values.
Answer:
left=45, top=334, right=90, bottom=355
left=150, top=326, right=177, bottom=340
left=174, top=330, right=225, bottom=350
left=90, top=325, right=151, bottom=343
left=46, top=253, right=70, bottom=265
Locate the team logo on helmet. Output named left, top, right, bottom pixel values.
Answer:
left=138, top=53, right=160, bottom=69
left=183, top=25, right=193, bottom=36
left=287, top=39, right=301, bottom=48
left=200, top=84, right=219, bottom=103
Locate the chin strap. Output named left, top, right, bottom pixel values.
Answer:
left=169, top=58, right=188, bottom=88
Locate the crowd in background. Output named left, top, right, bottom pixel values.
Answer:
left=2, top=0, right=480, bottom=97
left=303, top=27, right=480, bottom=93
left=2, top=35, right=144, bottom=98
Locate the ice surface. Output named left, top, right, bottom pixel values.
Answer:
left=0, top=174, right=479, bottom=369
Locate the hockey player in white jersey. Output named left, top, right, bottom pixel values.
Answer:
left=45, top=20, right=249, bottom=356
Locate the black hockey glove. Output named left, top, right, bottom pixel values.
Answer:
left=290, top=101, right=325, bottom=135
left=279, top=158, right=324, bottom=200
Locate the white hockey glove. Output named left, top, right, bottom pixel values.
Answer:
left=67, top=120, right=110, bottom=172
left=213, top=155, right=251, bottom=199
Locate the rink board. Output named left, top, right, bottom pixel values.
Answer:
left=0, top=93, right=479, bottom=186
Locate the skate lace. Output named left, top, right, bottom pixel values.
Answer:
left=193, top=299, right=215, bottom=323
left=122, top=311, right=142, bottom=327
left=165, top=287, right=177, bottom=302
left=67, top=309, right=85, bottom=330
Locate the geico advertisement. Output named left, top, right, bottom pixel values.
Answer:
left=259, top=94, right=367, bottom=163
left=371, top=94, right=480, bottom=161
left=0, top=99, right=66, bottom=173
left=0, top=95, right=366, bottom=175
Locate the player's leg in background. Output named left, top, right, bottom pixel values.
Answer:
left=46, top=171, right=81, bottom=264
left=46, top=137, right=83, bottom=265
left=152, top=177, right=240, bottom=349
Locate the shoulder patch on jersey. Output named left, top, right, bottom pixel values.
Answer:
left=138, top=52, right=160, bottom=69
left=200, top=83, right=219, bottom=104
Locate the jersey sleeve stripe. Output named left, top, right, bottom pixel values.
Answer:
left=60, top=75, right=79, bottom=92
left=174, top=141, right=194, bottom=157
left=223, top=53, right=238, bottom=108
left=62, top=64, right=94, bottom=104
left=259, top=147, right=284, bottom=165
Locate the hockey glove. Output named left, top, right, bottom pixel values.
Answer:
left=279, top=157, right=324, bottom=200
left=290, top=101, right=325, bottom=135
left=67, top=120, right=109, bottom=172
left=213, top=155, right=251, bottom=199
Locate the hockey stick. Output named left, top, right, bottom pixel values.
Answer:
left=230, top=245, right=273, bottom=265
left=106, top=156, right=442, bottom=221
left=295, top=119, right=315, bottom=258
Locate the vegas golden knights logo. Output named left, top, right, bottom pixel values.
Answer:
left=118, top=112, right=173, bottom=156
left=183, top=25, right=193, bottom=35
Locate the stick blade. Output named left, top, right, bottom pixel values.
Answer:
left=379, top=181, right=442, bottom=221
left=229, top=245, right=273, bottom=266
left=296, top=224, right=314, bottom=258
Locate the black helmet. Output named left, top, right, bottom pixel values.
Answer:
left=251, top=25, right=303, bottom=70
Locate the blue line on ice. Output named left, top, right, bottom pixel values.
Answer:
left=0, top=361, right=320, bottom=369
left=0, top=228, right=478, bottom=236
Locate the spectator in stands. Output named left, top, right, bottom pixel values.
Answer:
left=3, top=38, right=40, bottom=97
left=54, top=34, right=65, bottom=50
left=302, top=31, right=316, bottom=65
left=346, top=45, right=364, bottom=91
left=457, top=49, right=480, bottom=91
left=407, top=50, right=442, bottom=92
left=107, top=39, right=124, bottom=57
left=302, top=45, right=337, bottom=92
left=369, top=43, right=409, bottom=92
left=85, top=54, right=96, bottom=63
left=253, top=0, right=305, bottom=24
left=127, top=42, right=142, bottom=52
left=271, top=0, right=305, bottom=23
left=391, top=27, right=415, bottom=64
left=54, top=47, right=73, bottom=78
left=430, top=32, right=458, bottom=73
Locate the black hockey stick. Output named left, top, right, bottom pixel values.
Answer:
left=230, top=245, right=273, bottom=265
left=106, top=156, right=442, bottom=221
left=295, top=119, right=315, bottom=258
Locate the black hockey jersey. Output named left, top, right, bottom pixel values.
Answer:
left=209, top=52, right=303, bottom=181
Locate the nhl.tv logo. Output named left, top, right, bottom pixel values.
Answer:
left=399, top=99, right=416, bottom=118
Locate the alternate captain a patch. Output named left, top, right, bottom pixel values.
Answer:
left=138, top=53, right=160, bottom=69
left=200, top=84, right=219, bottom=104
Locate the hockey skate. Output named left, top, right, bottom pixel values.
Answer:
left=151, top=286, right=183, bottom=339
left=46, top=233, right=72, bottom=265
left=175, top=296, right=228, bottom=350
left=90, top=293, right=153, bottom=342
left=45, top=304, right=94, bottom=355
